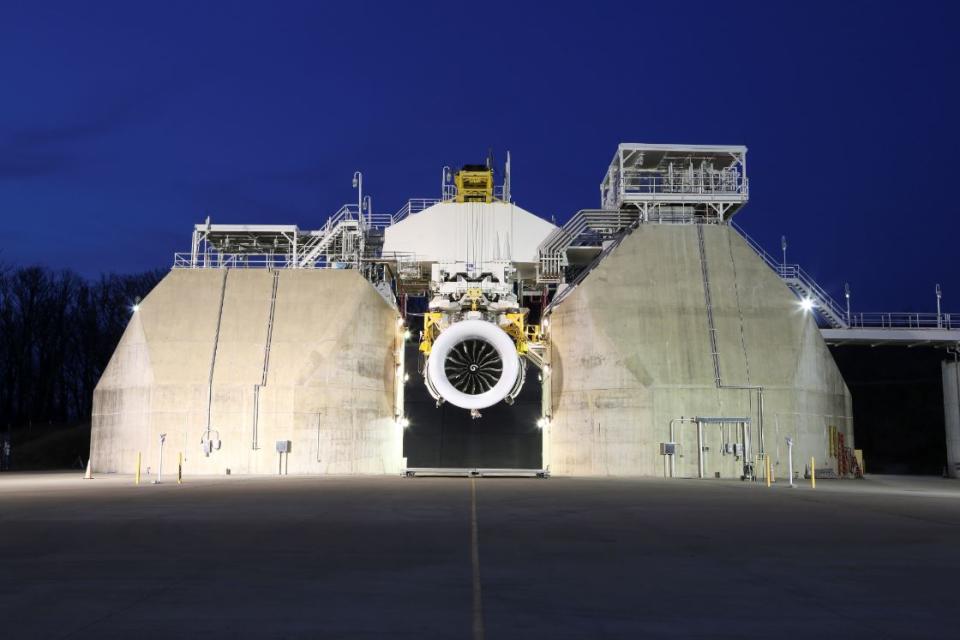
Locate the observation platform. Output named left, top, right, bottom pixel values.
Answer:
left=601, top=143, right=749, bottom=221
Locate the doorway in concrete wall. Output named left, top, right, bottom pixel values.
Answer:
left=401, top=342, right=543, bottom=471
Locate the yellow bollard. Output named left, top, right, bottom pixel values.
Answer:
left=135, top=452, right=141, bottom=485
left=811, top=457, right=816, bottom=489
left=766, top=456, right=772, bottom=487
left=177, top=452, right=183, bottom=485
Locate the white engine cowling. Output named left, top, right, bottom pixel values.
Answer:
left=426, top=319, right=521, bottom=410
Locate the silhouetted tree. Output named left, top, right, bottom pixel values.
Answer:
left=0, top=265, right=163, bottom=429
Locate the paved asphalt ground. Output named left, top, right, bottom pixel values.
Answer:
left=0, top=473, right=958, bottom=639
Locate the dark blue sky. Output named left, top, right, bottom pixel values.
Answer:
left=1, top=1, right=957, bottom=313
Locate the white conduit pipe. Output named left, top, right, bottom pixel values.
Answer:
left=668, top=417, right=698, bottom=478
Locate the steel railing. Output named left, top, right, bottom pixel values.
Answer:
left=620, top=170, right=748, bottom=196
left=173, top=252, right=359, bottom=269
left=777, top=264, right=849, bottom=327
left=298, top=204, right=363, bottom=268
left=368, top=213, right=393, bottom=229
left=847, top=312, right=956, bottom=330
left=537, top=209, right=640, bottom=282
left=173, top=252, right=333, bottom=269
left=732, top=222, right=847, bottom=326
left=393, top=199, right=441, bottom=224
left=731, top=221, right=956, bottom=331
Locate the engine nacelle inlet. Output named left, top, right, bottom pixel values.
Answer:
left=425, top=320, right=523, bottom=410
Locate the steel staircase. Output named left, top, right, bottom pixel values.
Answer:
left=779, top=267, right=848, bottom=328
left=298, top=205, right=361, bottom=268
left=730, top=222, right=849, bottom=329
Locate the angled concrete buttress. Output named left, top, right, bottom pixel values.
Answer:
left=547, top=224, right=853, bottom=478
left=91, top=269, right=401, bottom=475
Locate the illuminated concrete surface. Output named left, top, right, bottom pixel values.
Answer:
left=1, top=473, right=958, bottom=638
left=91, top=269, right=402, bottom=476
left=548, top=224, right=852, bottom=477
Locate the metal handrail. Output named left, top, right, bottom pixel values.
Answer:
left=300, top=204, right=358, bottom=248
left=298, top=219, right=361, bottom=268
left=731, top=221, right=956, bottom=331
left=848, top=312, right=955, bottom=330
left=778, top=264, right=848, bottom=323
left=368, top=213, right=393, bottom=229
left=393, top=199, right=441, bottom=224
left=731, top=222, right=846, bottom=325
left=537, top=209, right=640, bottom=281
left=620, top=171, right=748, bottom=196
left=173, top=252, right=338, bottom=269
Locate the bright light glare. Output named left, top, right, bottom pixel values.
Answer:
left=536, top=417, right=549, bottom=429
left=131, top=304, right=140, bottom=313
left=398, top=417, right=410, bottom=428
left=799, top=297, right=815, bottom=312
left=403, top=330, right=412, bottom=340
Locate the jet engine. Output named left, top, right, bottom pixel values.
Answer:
left=420, top=263, right=530, bottom=417
left=425, top=319, right=524, bottom=411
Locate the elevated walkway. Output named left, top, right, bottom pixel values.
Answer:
left=731, top=222, right=959, bottom=346
left=820, top=328, right=960, bottom=346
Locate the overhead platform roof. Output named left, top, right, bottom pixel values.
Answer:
left=600, top=142, right=749, bottom=217
left=382, top=201, right=556, bottom=265
left=193, top=223, right=299, bottom=253
left=614, top=143, right=747, bottom=171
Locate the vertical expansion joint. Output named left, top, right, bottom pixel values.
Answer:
left=726, top=231, right=752, bottom=384
left=253, top=270, right=280, bottom=450
left=262, top=271, right=280, bottom=386
left=206, top=269, right=230, bottom=439
left=697, top=225, right=722, bottom=387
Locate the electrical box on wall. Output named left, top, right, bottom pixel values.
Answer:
left=660, top=442, right=676, bottom=456
left=276, top=440, right=291, bottom=454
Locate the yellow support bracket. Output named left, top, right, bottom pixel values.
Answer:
left=503, top=312, right=528, bottom=354
left=525, top=324, right=543, bottom=344
left=466, top=288, right=482, bottom=311
left=419, top=312, right=443, bottom=355
left=420, top=311, right=542, bottom=357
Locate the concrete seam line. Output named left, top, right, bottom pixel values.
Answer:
left=727, top=230, right=752, bottom=384
left=471, top=478, right=485, bottom=640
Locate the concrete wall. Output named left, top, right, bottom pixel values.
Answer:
left=546, top=224, right=853, bottom=479
left=943, top=360, right=960, bottom=479
left=91, top=269, right=401, bottom=476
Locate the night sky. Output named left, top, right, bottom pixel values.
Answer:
left=2, top=1, right=958, bottom=313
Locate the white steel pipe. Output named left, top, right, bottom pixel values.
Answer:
left=786, top=436, right=794, bottom=487
left=697, top=420, right=704, bottom=479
